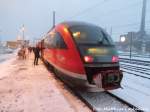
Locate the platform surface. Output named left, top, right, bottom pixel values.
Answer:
left=0, top=54, right=91, bottom=112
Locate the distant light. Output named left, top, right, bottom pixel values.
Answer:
left=120, top=36, right=126, bottom=42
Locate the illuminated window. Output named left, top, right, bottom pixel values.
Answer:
left=73, top=32, right=80, bottom=38
left=69, top=25, right=114, bottom=45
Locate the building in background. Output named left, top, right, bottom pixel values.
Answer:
left=118, top=0, right=150, bottom=53
left=6, top=40, right=29, bottom=49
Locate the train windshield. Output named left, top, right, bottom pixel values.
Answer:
left=69, top=25, right=115, bottom=46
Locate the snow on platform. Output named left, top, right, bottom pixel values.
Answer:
left=0, top=54, right=91, bottom=112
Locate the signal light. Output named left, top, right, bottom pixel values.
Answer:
left=112, top=56, right=119, bottom=62
left=84, top=56, right=94, bottom=63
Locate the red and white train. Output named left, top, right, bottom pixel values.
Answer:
left=40, top=21, right=123, bottom=91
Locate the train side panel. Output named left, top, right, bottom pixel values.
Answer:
left=43, top=25, right=86, bottom=79
left=56, top=25, right=85, bottom=74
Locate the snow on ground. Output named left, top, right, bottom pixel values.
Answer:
left=79, top=91, right=135, bottom=112
left=0, top=49, right=18, bottom=79
left=0, top=48, right=17, bottom=63
left=0, top=53, right=91, bottom=112
left=110, top=69, right=150, bottom=112
left=111, top=53, right=150, bottom=112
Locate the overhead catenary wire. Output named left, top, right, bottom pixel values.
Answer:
left=91, top=1, right=142, bottom=21
left=63, top=0, right=146, bottom=33
left=60, top=0, right=149, bottom=28
left=67, top=0, right=142, bottom=22
left=110, top=20, right=150, bottom=29
left=58, top=0, right=150, bottom=41
left=65, top=0, right=113, bottom=20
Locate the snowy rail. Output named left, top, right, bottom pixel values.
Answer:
left=46, top=69, right=141, bottom=112
left=120, top=58, right=150, bottom=66
left=44, top=64, right=138, bottom=112
left=43, top=56, right=150, bottom=112
left=112, top=58, right=150, bottom=112
left=73, top=90, right=140, bottom=112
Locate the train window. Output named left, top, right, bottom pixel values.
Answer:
left=43, top=33, right=55, bottom=49
left=55, top=32, right=67, bottom=49
left=44, top=36, right=50, bottom=48
left=69, top=25, right=115, bottom=46
left=46, top=31, right=67, bottom=49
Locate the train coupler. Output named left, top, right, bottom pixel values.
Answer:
left=93, top=70, right=123, bottom=90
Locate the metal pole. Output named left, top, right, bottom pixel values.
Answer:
left=53, top=11, right=55, bottom=28
left=110, top=27, right=112, bottom=36
left=130, top=32, right=133, bottom=60
left=0, top=30, right=1, bottom=45
left=22, top=24, right=25, bottom=46
left=23, top=25, right=25, bottom=40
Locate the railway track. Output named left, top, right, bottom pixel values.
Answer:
left=120, top=58, right=150, bottom=66
left=50, top=73, right=141, bottom=111
left=44, top=60, right=143, bottom=112
left=120, top=58, right=150, bottom=80
left=121, top=63, right=150, bottom=72
left=121, top=65, right=150, bottom=80
left=72, top=58, right=148, bottom=112
left=122, top=69, right=150, bottom=80
left=119, top=54, right=150, bottom=59
left=70, top=58, right=149, bottom=112
left=74, top=90, right=143, bottom=112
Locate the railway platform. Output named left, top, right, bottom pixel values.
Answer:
left=0, top=53, right=91, bottom=112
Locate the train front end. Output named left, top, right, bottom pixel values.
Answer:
left=69, top=22, right=123, bottom=90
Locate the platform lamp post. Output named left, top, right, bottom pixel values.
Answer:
left=0, top=30, right=2, bottom=45
left=21, top=25, right=25, bottom=46
left=52, top=11, right=55, bottom=28
left=120, top=33, right=133, bottom=60
left=129, top=32, right=133, bottom=60
left=120, top=36, right=126, bottom=43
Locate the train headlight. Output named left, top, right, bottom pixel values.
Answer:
left=84, top=56, right=94, bottom=63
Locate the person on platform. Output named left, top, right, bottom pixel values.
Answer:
left=33, top=46, right=40, bottom=65
left=18, top=46, right=26, bottom=59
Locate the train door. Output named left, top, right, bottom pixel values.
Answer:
left=54, top=31, right=68, bottom=70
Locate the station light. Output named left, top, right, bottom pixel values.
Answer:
left=120, top=36, right=126, bottom=42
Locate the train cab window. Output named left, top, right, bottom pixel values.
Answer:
left=55, top=32, right=67, bottom=49
left=44, top=36, right=50, bottom=48
left=45, top=31, right=67, bottom=49
left=69, top=25, right=115, bottom=46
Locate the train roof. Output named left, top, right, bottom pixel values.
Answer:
left=46, top=21, right=104, bottom=34
left=60, top=21, right=101, bottom=29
